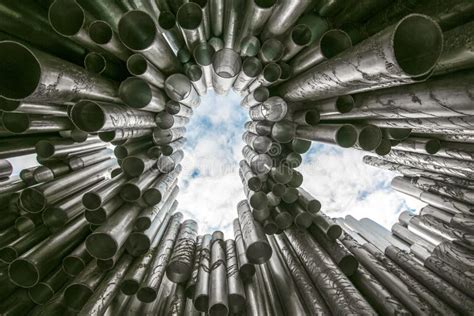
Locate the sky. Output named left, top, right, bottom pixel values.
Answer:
left=177, top=90, right=426, bottom=237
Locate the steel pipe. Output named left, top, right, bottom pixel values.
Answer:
left=186, top=64, right=208, bottom=96
left=62, top=242, right=94, bottom=277
left=126, top=54, right=166, bottom=89
left=0, top=41, right=119, bottom=103
left=258, top=39, right=284, bottom=64
left=296, top=123, right=357, bottom=148
left=82, top=175, right=127, bottom=211
left=240, top=36, right=261, bottom=57
left=84, top=52, right=128, bottom=81
left=165, top=73, right=201, bottom=108
left=119, top=77, right=167, bottom=112
left=28, top=266, right=70, bottom=305
left=233, top=57, right=263, bottom=93
left=185, top=235, right=203, bottom=299
left=281, top=24, right=312, bottom=61
left=193, top=43, right=215, bottom=89
left=208, top=231, right=228, bottom=316
left=158, top=11, right=185, bottom=55
left=122, top=152, right=158, bottom=177
left=136, top=184, right=179, bottom=230
left=249, top=96, right=287, bottom=122
left=242, top=145, right=272, bottom=175
left=212, top=48, right=242, bottom=95
left=118, top=10, right=181, bottom=74
left=248, top=62, right=281, bottom=91
left=262, top=0, right=315, bottom=39
left=0, top=99, right=68, bottom=116
left=237, top=0, right=277, bottom=48
left=166, top=219, right=198, bottom=283
left=177, top=3, right=207, bottom=52
left=236, top=200, right=272, bottom=264
left=190, top=0, right=211, bottom=39
left=241, top=87, right=269, bottom=108
left=281, top=15, right=443, bottom=101
left=89, top=20, right=131, bottom=61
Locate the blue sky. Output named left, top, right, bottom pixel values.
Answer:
left=177, top=90, right=424, bottom=236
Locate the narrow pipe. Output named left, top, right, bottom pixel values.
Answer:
left=0, top=225, right=50, bottom=264
left=262, top=0, right=315, bottom=39
left=28, top=266, right=70, bottom=305
left=245, top=121, right=273, bottom=138
left=118, top=10, right=181, bottom=74
left=84, top=52, right=128, bottom=81
left=158, top=11, right=186, bottom=55
left=165, top=73, right=201, bottom=108
left=209, top=231, right=228, bottom=316
left=249, top=96, right=287, bottom=122
left=236, top=200, right=272, bottom=264
left=36, top=137, right=104, bottom=159
left=281, top=24, right=312, bottom=61
left=212, top=48, right=242, bottom=95
left=237, top=0, right=277, bottom=48
left=186, top=64, right=208, bottom=96
left=82, top=175, right=127, bottom=211
left=248, top=62, right=281, bottom=91
left=62, top=242, right=94, bottom=277
left=289, top=29, right=352, bottom=75
left=193, top=234, right=211, bottom=311
left=114, top=139, right=153, bottom=159
left=232, top=219, right=256, bottom=280
left=177, top=3, right=207, bottom=52
left=241, top=87, right=269, bottom=108
left=99, top=128, right=152, bottom=143
left=296, top=124, right=357, bottom=148
left=157, top=149, right=184, bottom=173
left=225, top=239, right=245, bottom=314
left=120, top=169, right=159, bottom=202
left=122, top=152, right=157, bottom=177
left=127, top=53, right=166, bottom=89
left=233, top=57, right=263, bottom=93
left=190, top=0, right=211, bottom=39
left=242, top=145, right=272, bottom=175
left=353, top=124, right=383, bottom=151
left=143, top=166, right=182, bottom=206
left=88, top=20, right=131, bottom=61
left=136, top=184, right=178, bottom=231
left=193, top=43, right=215, bottom=89
left=222, top=0, right=244, bottom=50
left=258, top=39, right=284, bottom=64
left=119, top=77, right=167, bottom=112
left=0, top=99, right=68, bottom=116
left=185, top=236, right=203, bottom=299
left=240, top=36, right=261, bottom=57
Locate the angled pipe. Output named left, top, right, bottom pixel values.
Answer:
left=119, top=77, right=167, bottom=112
left=0, top=99, right=68, bottom=116
left=158, top=11, right=185, bottom=55
left=165, top=73, right=201, bottom=108
left=240, top=36, right=261, bottom=57
left=248, top=62, right=281, bottom=91
left=212, top=48, right=242, bottom=95
left=296, top=124, right=357, bottom=148
left=281, top=24, right=312, bottom=61
left=88, top=20, right=131, bottom=61
left=233, top=57, right=263, bottom=94
left=258, top=38, right=284, bottom=64
left=177, top=3, right=207, bottom=52
left=186, top=64, right=208, bottom=96
left=127, top=54, right=166, bottom=89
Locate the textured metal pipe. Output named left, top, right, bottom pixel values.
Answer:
left=86, top=203, right=142, bottom=260
left=193, top=43, right=215, bottom=89
left=353, top=124, right=383, bottom=151
left=143, top=166, right=181, bottom=206
left=245, top=121, right=273, bottom=138
left=119, top=77, right=167, bottom=112
left=208, top=231, right=228, bottom=316
left=296, top=123, right=357, bottom=148
left=33, top=162, right=69, bottom=183
left=212, top=48, right=242, bottom=95
left=166, top=101, right=194, bottom=117
left=233, top=57, right=263, bottom=93
left=8, top=215, right=90, bottom=288
left=153, top=126, right=187, bottom=145
left=241, top=86, right=269, bottom=108
left=242, top=131, right=272, bottom=154
left=281, top=15, right=443, bottom=101
left=190, top=0, right=211, bottom=39
left=258, top=38, right=284, bottom=64
left=137, top=212, right=183, bottom=303
left=177, top=3, right=207, bottom=52
left=157, top=149, right=184, bottom=173
left=120, top=211, right=171, bottom=295
left=118, top=10, right=181, bottom=74
left=0, top=41, right=119, bottom=103
left=186, top=64, right=208, bottom=96
left=237, top=0, right=277, bottom=48
left=115, top=139, right=153, bottom=159
left=210, top=0, right=224, bottom=37
left=99, top=128, right=152, bottom=144
left=120, top=169, right=159, bottom=202
left=232, top=219, right=255, bottom=282
left=237, top=200, right=272, bottom=264
left=262, top=0, right=315, bottom=39
left=165, top=73, right=201, bottom=108
left=137, top=186, right=178, bottom=232
left=20, top=159, right=114, bottom=213
left=312, top=212, right=342, bottom=240
left=242, top=145, right=272, bottom=175
left=289, top=29, right=352, bottom=75
left=71, top=101, right=156, bottom=133
left=285, top=226, right=375, bottom=314
left=222, top=0, right=243, bottom=50
left=248, top=62, right=281, bottom=91
left=88, top=20, right=131, bottom=61
left=121, top=152, right=157, bottom=177
left=166, top=219, right=198, bottom=283
left=249, top=96, right=287, bottom=122
left=127, top=54, right=165, bottom=89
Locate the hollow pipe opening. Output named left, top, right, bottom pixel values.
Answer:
left=86, top=233, right=118, bottom=260
left=71, top=101, right=106, bottom=133
left=336, top=125, right=357, bottom=148
left=121, top=184, right=141, bottom=201
left=0, top=99, right=21, bottom=111
left=336, top=95, right=354, bottom=113
left=187, top=65, right=203, bottom=81
left=119, top=78, right=153, bottom=108
left=292, top=25, right=311, bottom=46
left=262, top=63, right=281, bottom=82
left=89, top=21, right=113, bottom=44
left=8, top=259, right=39, bottom=287
left=29, top=283, right=54, bottom=304
left=242, top=57, right=263, bottom=77
left=49, top=0, right=85, bottom=36
left=260, top=39, right=284, bottom=62
left=177, top=3, right=203, bottom=30
left=320, top=30, right=352, bottom=59
left=84, top=53, right=106, bottom=74
left=255, top=0, right=276, bottom=9
left=2, top=112, right=30, bottom=133
left=213, top=49, right=241, bottom=78
left=63, top=256, right=86, bottom=276
left=0, top=41, right=41, bottom=100
left=393, top=14, right=443, bottom=76
left=119, top=11, right=157, bottom=51
left=357, top=125, right=382, bottom=151
left=20, top=188, right=46, bottom=213
left=158, top=11, right=177, bottom=30
left=194, top=44, right=214, bottom=66
left=165, top=74, right=193, bottom=100
left=253, top=87, right=270, bottom=102
left=425, top=139, right=441, bottom=154
left=127, top=54, right=148, bottom=76
left=209, top=304, right=229, bottom=316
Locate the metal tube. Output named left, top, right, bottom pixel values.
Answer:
left=127, top=54, right=165, bottom=89
left=185, top=235, right=203, bottom=298
left=158, top=11, right=185, bottom=55
left=121, top=152, right=158, bottom=177
left=208, top=231, right=228, bottom=316
left=186, top=64, right=208, bottom=96
left=137, top=184, right=178, bottom=230
left=248, top=62, right=281, bottom=91
left=166, top=101, right=194, bottom=117
left=232, top=219, right=255, bottom=281
left=353, top=124, right=383, bottom=151
left=238, top=36, right=260, bottom=58
left=137, top=212, right=183, bottom=303
left=28, top=266, right=70, bottom=305
left=177, top=3, right=207, bottom=52
left=233, top=57, right=263, bottom=93
left=118, top=10, right=181, bottom=74
left=143, top=166, right=181, bottom=205
left=193, top=234, right=211, bottom=311
left=236, top=200, right=272, bottom=264
left=115, top=139, right=154, bottom=159
left=242, top=131, right=272, bottom=154
left=20, top=159, right=114, bottom=213
left=224, top=239, right=245, bottom=313
left=88, top=20, right=131, bottom=61
left=193, top=43, right=215, bottom=89
left=242, top=145, right=273, bottom=175
left=289, top=29, right=352, bottom=75
left=68, top=148, right=113, bottom=171
left=0, top=225, right=50, bottom=264
left=258, top=38, right=284, bottom=64
left=281, top=24, right=312, bottom=61
left=245, top=120, right=273, bottom=137
left=239, top=160, right=262, bottom=191
left=0, top=99, right=68, bottom=116
left=241, top=86, right=269, bottom=108
left=120, top=169, right=160, bottom=202
left=36, top=137, right=104, bottom=159
left=84, top=52, right=128, bottom=81
left=0, top=40, right=119, bottom=103
left=62, top=241, right=94, bottom=277
left=99, top=128, right=152, bottom=144
left=8, top=215, right=90, bottom=288
left=393, top=137, right=441, bottom=155
left=166, top=219, right=198, bottom=283
left=190, top=0, right=211, bottom=39
left=157, top=149, right=184, bottom=173
left=153, top=127, right=187, bottom=145
left=71, top=100, right=156, bottom=133
left=262, top=0, right=315, bottom=39
left=120, top=211, right=172, bottom=295
left=119, top=77, right=167, bottom=112
left=165, top=73, right=201, bottom=108
left=296, top=123, right=357, bottom=148
left=281, top=15, right=443, bottom=101
left=86, top=203, right=143, bottom=260
left=249, top=96, right=287, bottom=122
left=312, top=212, right=342, bottom=240
left=287, top=107, right=320, bottom=126
left=212, top=48, right=242, bottom=95
left=82, top=175, right=127, bottom=211
left=237, top=0, right=277, bottom=48
left=222, top=0, right=243, bottom=49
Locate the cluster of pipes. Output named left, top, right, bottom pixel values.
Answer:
left=0, top=0, right=473, bottom=315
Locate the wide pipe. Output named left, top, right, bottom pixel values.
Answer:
left=248, top=62, right=281, bottom=91
left=71, top=100, right=156, bottom=133
left=236, top=200, right=272, bottom=264
left=258, top=39, right=284, bottom=64
left=177, top=3, right=207, bottom=52
left=118, top=10, right=181, bottom=74
left=126, top=53, right=166, bottom=89
left=212, top=48, right=242, bottom=95
left=0, top=41, right=119, bottom=103
left=249, top=96, right=287, bottom=122
left=281, top=15, right=443, bottom=101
